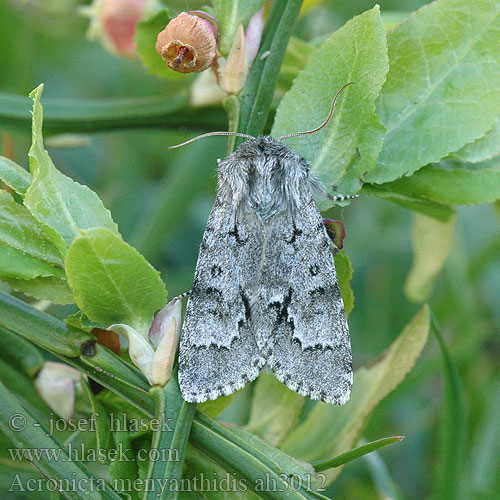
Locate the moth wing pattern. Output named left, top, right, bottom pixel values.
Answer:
left=254, top=198, right=352, bottom=405
left=178, top=197, right=265, bottom=403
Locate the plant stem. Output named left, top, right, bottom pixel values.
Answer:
left=237, top=0, right=304, bottom=140
left=0, top=93, right=228, bottom=135
left=143, top=379, right=196, bottom=500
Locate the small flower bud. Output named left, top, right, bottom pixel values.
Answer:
left=323, top=219, right=346, bottom=251
left=224, top=24, right=248, bottom=94
left=151, top=315, right=180, bottom=387
left=149, top=296, right=182, bottom=386
left=149, top=296, right=182, bottom=347
left=245, top=9, right=263, bottom=70
left=110, top=324, right=155, bottom=384
left=155, top=12, right=217, bottom=73
left=81, top=0, right=149, bottom=58
left=35, top=362, right=85, bottom=420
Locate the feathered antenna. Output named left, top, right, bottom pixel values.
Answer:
left=278, top=82, right=354, bottom=141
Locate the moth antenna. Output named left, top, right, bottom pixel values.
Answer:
left=173, top=290, right=191, bottom=300
left=278, top=82, right=354, bottom=141
left=167, top=131, right=255, bottom=150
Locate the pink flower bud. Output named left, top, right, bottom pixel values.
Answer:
left=245, top=9, right=263, bottom=69
left=82, top=0, right=148, bottom=58
left=149, top=296, right=183, bottom=387
left=35, top=362, right=85, bottom=420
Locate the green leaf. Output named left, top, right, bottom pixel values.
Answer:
left=184, top=445, right=263, bottom=500
left=361, top=183, right=455, bottom=221
left=3, top=275, right=74, bottom=304
left=276, top=37, right=314, bottom=94
left=312, top=436, right=404, bottom=471
left=109, top=430, right=139, bottom=487
left=405, top=213, right=457, bottom=302
left=245, top=371, right=304, bottom=447
left=335, top=251, right=354, bottom=317
left=382, top=157, right=500, bottom=205
left=215, top=0, right=265, bottom=55
left=65, top=310, right=105, bottom=332
left=25, top=84, right=118, bottom=252
left=467, top=378, right=500, bottom=498
left=271, top=6, right=389, bottom=197
left=0, top=190, right=62, bottom=266
left=452, top=118, right=500, bottom=163
left=198, top=393, right=235, bottom=418
left=0, top=381, right=122, bottom=500
left=281, top=305, right=430, bottom=485
left=431, top=315, right=466, bottom=500
left=0, top=243, right=64, bottom=280
left=367, top=0, right=500, bottom=184
left=81, top=380, right=112, bottom=458
left=0, top=156, right=31, bottom=194
left=364, top=448, right=404, bottom=500
left=65, top=227, right=167, bottom=335
left=135, top=9, right=186, bottom=80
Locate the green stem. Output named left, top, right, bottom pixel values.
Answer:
left=0, top=290, right=93, bottom=357
left=0, top=92, right=228, bottom=135
left=237, top=0, right=304, bottom=140
left=143, top=379, right=196, bottom=500
left=0, top=381, right=122, bottom=500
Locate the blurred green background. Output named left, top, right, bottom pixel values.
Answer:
left=1, top=0, right=499, bottom=498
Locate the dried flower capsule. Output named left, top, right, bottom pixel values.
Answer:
left=155, top=12, right=217, bottom=73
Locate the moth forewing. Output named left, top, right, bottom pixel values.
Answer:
left=178, top=136, right=352, bottom=404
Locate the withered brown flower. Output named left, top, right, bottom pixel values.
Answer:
left=155, top=12, right=217, bottom=73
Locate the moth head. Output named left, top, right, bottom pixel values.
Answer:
left=166, top=82, right=354, bottom=150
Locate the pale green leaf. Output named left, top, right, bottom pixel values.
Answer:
left=0, top=156, right=31, bottom=195
left=135, top=9, right=186, bottom=80
left=368, top=0, right=500, bottom=184
left=66, top=227, right=167, bottom=335
left=383, top=157, right=500, bottom=205
left=216, top=0, right=264, bottom=55
left=81, top=379, right=112, bottom=456
left=245, top=371, right=304, bottom=447
left=276, top=37, right=315, bottom=94
left=312, top=436, right=404, bottom=471
left=405, top=213, right=457, bottom=302
left=272, top=6, right=389, bottom=198
left=185, top=444, right=262, bottom=500
left=2, top=276, right=74, bottom=305
left=364, top=448, right=405, bottom=500
left=452, top=117, right=500, bottom=163
left=335, top=251, right=354, bottom=317
left=0, top=244, right=65, bottom=280
left=198, top=393, right=236, bottom=418
left=0, top=190, right=62, bottom=266
left=65, top=310, right=104, bottom=332
left=362, top=183, right=455, bottom=222
left=281, top=305, right=430, bottom=485
left=25, top=84, right=118, bottom=253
